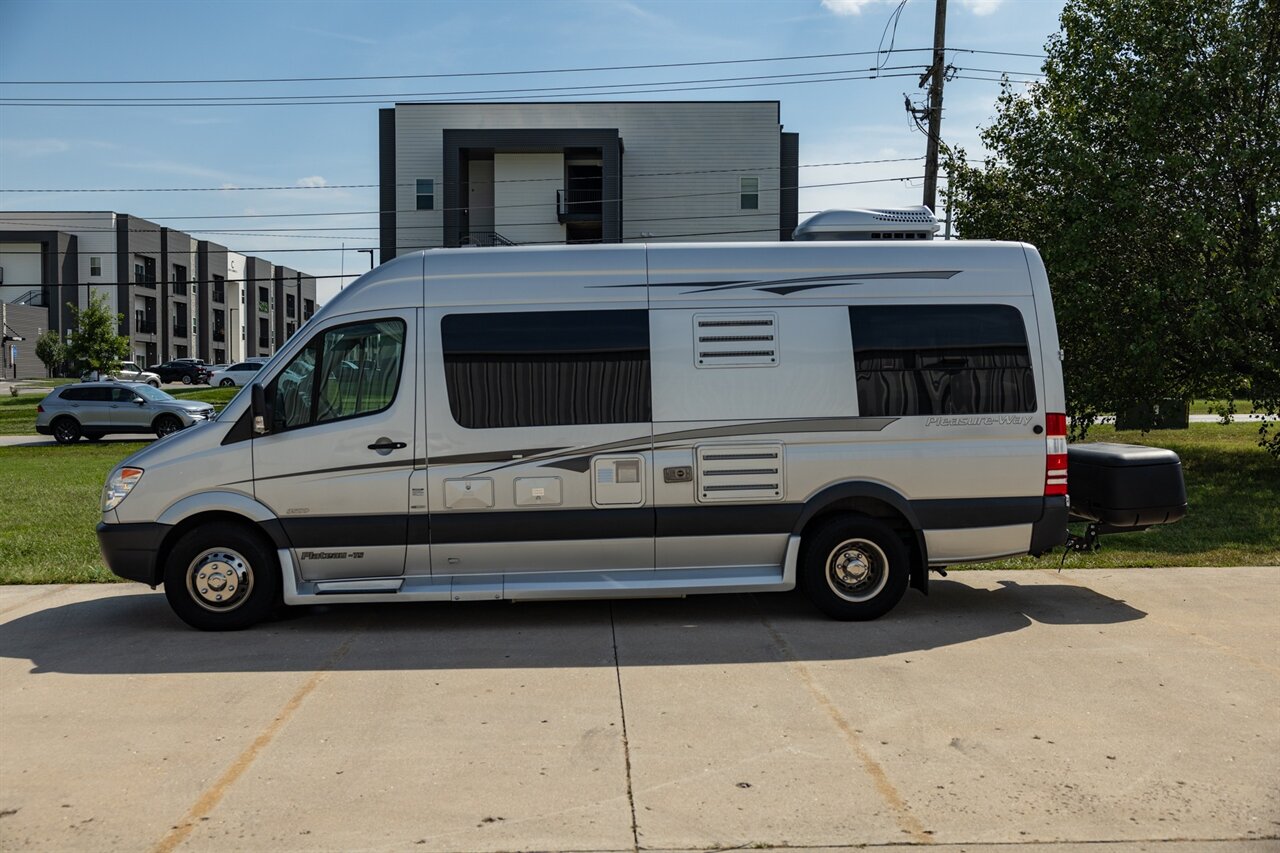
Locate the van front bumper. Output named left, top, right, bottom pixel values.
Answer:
left=97, top=521, right=170, bottom=586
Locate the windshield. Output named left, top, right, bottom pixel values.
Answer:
left=133, top=384, right=174, bottom=402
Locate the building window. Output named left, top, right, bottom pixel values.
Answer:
left=442, top=310, right=651, bottom=429
left=416, top=178, right=435, bottom=211
left=258, top=318, right=270, bottom=348
left=135, top=256, right=157, bottom=288
left=214, top=348, right=226, bottom=363
left=172, top=265, right=188, bottom=295
left=286, top=293, right=296, bottom=317
left=304, top=299, right=315, bottom=320
left=90, top=257, right=101, bottom=277
left=287, top=322, right=296, bottom=339
left=212, top=275, right=225, bottom=304
left=175, top=344, right=189, bottom=359
left=739, top=177, right=759, bottom=210
left=173, top=303, right=188, bottom=338
left=849, top=305, right=1037, bottom=417
left=258, top=286, right=269, bottom=314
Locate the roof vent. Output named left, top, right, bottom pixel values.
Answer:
left=792, top=207, right=940, bottom=241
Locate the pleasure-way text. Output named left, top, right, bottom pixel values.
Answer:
left=98, top=240, right=1071, bottom=630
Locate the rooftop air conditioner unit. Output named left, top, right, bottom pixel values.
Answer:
left=792, top=207, right=940, bottom=241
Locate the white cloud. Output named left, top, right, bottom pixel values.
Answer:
left=0, top=138, right=72, bottom=157
left=296, top=176, right=328, bottom=188
left=960, top=0, right=1003, bottom=14
left=821, top=0, right=883, bottom=14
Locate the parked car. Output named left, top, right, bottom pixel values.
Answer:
left=36, top=381, right=217, bottom=443
left=149, top=360, right=212, bottom=385
left=209, top=361, right=264, bottom=387
left=81, top=362, right=162, bottom=387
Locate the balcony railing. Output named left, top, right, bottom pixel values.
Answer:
left=135, top=319, right=157, bottom=335
left=258, top=300, right=270, bottom=313
left=461, top=231, right=518, bottom=247
left=173, top=324, right=187, bottom=339
left=258, top=337, right=270, bottom=349
left=212, top=330, right=226, bottom=342
left=556, top=188, right=603, bottom=223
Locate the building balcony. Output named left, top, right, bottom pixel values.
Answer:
left=135, top=320, right=157, bottom=335
left=213, top=330, right=226, bottom=343
left=173, top=325, right=187, bottom=339
left=258, top=337, right=270, bottom=349
left=258, top=301, right=270, bottom=314
left=556, top=189, right=603, bottom=223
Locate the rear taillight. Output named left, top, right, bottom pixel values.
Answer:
left=1045, top=412, right=1068, bottom=496
left=37, top=404, right=44, bottom=413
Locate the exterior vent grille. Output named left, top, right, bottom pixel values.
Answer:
left=696, top=443, right=784, bottom=502
left=694, top=313, right=778, bottom=368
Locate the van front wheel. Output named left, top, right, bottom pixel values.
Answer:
left=800, top=517, right=909, bottom=621
left=163, top=522, right=280, bottom=630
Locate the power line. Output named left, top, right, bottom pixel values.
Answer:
left=0, top=156, right=923, bottom=194
left=0, top=70, right=925, bottom=107
left=0, top=174, right=925, bottom=226
left=0, top=48, right=937, bottom=86
left=0, top=66, right=928, bottom=104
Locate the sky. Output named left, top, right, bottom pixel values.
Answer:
left=0, top=0, right=1066, bottom=303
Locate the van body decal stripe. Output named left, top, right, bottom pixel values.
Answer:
left=278, top=497, right=1046, bottom=549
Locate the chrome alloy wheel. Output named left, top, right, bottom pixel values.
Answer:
left=824, top=538, right=890, bottom=603
left=185, top=548, right=254, bottom=612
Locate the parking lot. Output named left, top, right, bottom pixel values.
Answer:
left=1, top=566, right=1276, bottom=852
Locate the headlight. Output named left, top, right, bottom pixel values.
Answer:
left=103, top=467, right=144, bottom=512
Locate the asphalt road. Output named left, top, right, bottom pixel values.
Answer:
left=0, top=566, right=1277, bottom=852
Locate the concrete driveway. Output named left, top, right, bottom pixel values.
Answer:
left=0, top=567, right=1276, bottom=852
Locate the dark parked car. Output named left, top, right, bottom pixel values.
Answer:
left=149, top=359, right=212, bottom=385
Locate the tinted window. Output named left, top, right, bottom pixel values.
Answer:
left=850, top=305, right=1036, bottom=416
left=60, top=387, right=89, bottom=401
left=111, top=387, right=139, bottom=403
left=271, top=319, right=406, bottom=431
left=442, top=310, right=651, bottom=429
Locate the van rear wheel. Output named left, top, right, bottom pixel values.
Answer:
left=163, top=522, right=280, bottom=630
left=800, top=517, right=909, bottom=621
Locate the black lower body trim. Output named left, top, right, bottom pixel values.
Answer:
left=913, top=496, right=1047, bottom=529
left=97, top=521, right=170, bottom=586
left=1030, top=496, right=1069, bottom=555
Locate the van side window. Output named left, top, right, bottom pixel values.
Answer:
left=271, top=319, right=406, bottom=431
left=442, top=310, right=651, bottom=428
left=850, top=305, right=1036, bottom=416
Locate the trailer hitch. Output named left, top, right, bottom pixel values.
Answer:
left=1059, top=523, right=1102, bottom=569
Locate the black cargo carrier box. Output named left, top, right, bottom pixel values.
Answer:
left=1067, top=443, right=1187, bottom=532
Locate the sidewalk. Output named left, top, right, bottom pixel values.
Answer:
left=1, top=567, right=1276, bottom=851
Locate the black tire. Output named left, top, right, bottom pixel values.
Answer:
left=163, top=522, right=281, bottom=630
left=51, top=417, right=81, bottom=444
left=148, top=379, right=160, bottom=388
left=799, top=516, right=910, bottom=621
left=181, top=374, right=193, bottom=385
left=219, top=378, right=235, bottom=387
left=86, top=434, right=104, bottom=442
left=153, top=414, right=182, bottom=438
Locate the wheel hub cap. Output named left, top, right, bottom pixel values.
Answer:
left=834, top=550, right=872, bottom=585
left=187, top=550, right=252, bottom=611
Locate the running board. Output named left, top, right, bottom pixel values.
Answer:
left=281, top=536, right=800, bottom=606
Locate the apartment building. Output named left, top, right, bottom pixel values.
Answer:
left=378, top=101, right=799, bottom=260
left=0, top=212, right=317, bottom=377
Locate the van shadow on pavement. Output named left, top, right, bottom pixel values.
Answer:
left=0, top=577, right=1146, bottom=676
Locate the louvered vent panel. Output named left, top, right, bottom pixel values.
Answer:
left=696, top=443, right=785, bottom=502
left=694, top=312, right=778, bottom=368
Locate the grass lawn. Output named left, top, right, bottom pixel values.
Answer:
left=971, top=423, right=1279, bottom=570
left=1190, top=399, right=1257, bottom=415
left=0, top=384, right=239, bottom=435
left=0, top=442, right=151, bottom=583
left=0, top=422, right=1274, bottom=585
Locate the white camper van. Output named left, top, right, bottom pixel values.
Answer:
left=98, top=238, right=1080, bottom=630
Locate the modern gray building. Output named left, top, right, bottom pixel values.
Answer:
left=378, top=101, right=799, bottom=260
left=0, top=212, right=317, bottom=377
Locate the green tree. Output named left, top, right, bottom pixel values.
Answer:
left=944, top=0, right=1280, bottom=454
left=66, top=292, right=130, bottom=376
left=34, top=329, right=66, bottom=378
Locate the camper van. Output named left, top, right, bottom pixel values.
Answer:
left=96, top=237, right=1107, bottom=630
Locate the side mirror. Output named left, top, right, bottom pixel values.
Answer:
left=133, top=398, right=146, bottom=406
left=251, top=383, right=271, bottom=435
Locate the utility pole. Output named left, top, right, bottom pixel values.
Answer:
left=921, top=0, right=948, bottom=213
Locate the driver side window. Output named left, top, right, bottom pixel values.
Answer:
left=271, top=318, right=406, bottom=432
